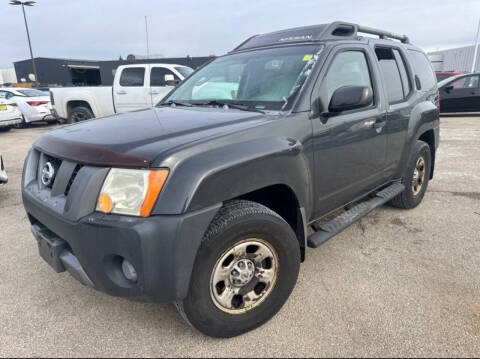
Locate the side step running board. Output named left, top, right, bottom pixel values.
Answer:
left=307, top=182, right=405, bottom=248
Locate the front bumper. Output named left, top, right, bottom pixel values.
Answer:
left=23, top=180, right=220, bottom=303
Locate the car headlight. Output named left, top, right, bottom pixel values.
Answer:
left=96, top=168, right=169, bottom=217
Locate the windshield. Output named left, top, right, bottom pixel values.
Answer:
left=166, top=45, right=322, bottom=111
left=17, top=89, right=47, bottom=97
left=175, top=66, right=194, bottom=78
left=438, top=75, right=461, bottom=88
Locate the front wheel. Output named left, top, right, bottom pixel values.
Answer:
left=389, top=140, right=432, bottom=209
left=13, top=115, right=27, bottom=129
left=175, top=200, right=300, bottom=338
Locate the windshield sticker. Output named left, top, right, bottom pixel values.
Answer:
left=302, top=54, right=313, bottom=62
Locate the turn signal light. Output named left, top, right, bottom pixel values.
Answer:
left=98, top=193, right=113, bottom=213
left=140, top=170, right=169, bottom=217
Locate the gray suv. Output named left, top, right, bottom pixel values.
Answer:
left=22, top=21, right=439, bottom=338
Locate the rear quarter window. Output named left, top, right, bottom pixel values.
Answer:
left=407, top=50, right=436, bottom=91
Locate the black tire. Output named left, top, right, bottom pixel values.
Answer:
left=0, top=126, right=11, bottom=132
left=67, top=106, right=94, bottom=123
left=389, top=140, right=431, bottom=209
left=13, top=115, right=27, bottom=129
left=175, top=200, right=300, bottom=338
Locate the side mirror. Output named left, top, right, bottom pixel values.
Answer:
left=444, top=85, right=454, bottom=93
left=328, top=85, right=373, bottom=113
left=164, top=74, right=177, bottom=87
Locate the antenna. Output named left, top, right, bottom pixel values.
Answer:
left=145, top=16, right=150, bottom=60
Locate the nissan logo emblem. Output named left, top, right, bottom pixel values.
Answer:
left=41, top=162, right=55, bottom=186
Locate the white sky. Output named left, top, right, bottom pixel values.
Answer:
left=0, top=0, right=479, bottom=67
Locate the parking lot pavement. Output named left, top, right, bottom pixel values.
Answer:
left=0, top=118, right=479, bottom=357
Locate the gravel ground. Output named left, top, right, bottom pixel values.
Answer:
left=0, top=117, right=479, bottom=357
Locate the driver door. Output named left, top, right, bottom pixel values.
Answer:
left=149, top=66, right=181, bottom=106
left=311, top=46, right=388, bottom=217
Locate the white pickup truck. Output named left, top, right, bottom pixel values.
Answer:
left=50, top=63, right=193, bottom=123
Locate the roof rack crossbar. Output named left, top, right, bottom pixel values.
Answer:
left=356, top=24, right=410, bottom=44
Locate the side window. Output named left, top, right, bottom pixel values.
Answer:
left=5, top=92, right=14, bottom=99
left=450, top=76, right=479, bottom=89
left=407, top=50, right=436, bottom=91
left=119, top=67, right=145, bottom=87
left=150, top=67, right=180, bottom=87
left=393, top=49, right=411, bottom=96
left=323, top=50, right=373, bottom=106
left=375, top=47, right=405, bottom=103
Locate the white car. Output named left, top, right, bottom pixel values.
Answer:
left=0, top=88, right=55, bottom=127
left=0, top=102, right=22, bottom=130
left=50, top=63, right=193, bottom=123
left=0, top=154, right=7, bottom=184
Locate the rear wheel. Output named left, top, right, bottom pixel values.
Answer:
left=67, top=106, right=94, bottom=123
left=389, top=140, right=431, bottom=209
left=0, top=126, right=11, bottom=132
left=175, top=200, right=300, bottom=338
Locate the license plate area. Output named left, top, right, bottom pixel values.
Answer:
left=32, top=224, right=68, bottom=273
left=0, top=105, right=6, bottom=111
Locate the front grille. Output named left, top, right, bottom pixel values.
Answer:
left=64, top=164, right=82, bottom=196
left=24, top=149, right=108, bottom=221
left=42, top=155, right=62, bottom=189
left=26, top=150, right=83, bottom=197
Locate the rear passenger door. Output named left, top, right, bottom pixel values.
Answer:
left=149, top=66, right=181, bottom=106
left=113, top=66, right=150, bottom=113
left=311, top=46, right=389, bottom=217
left=374, top=46, right=413, bottom=176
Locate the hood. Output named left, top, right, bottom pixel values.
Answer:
left=34, top=107, right=270, bottom=167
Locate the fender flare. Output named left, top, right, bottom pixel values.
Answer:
left=152, top=136, right=313, bottom=217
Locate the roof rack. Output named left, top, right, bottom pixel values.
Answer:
left=232, top=21, right=410, bottom=52
left=356, top=23, right=410, bottom=44
left=312, top=21, right=410, bottom=44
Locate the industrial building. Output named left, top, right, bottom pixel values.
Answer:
left=12, top=55, right=214, bottom=86
left=428, top=44, right=480, bottom=73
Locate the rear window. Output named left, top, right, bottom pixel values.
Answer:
left=407, top=50, right=436, bottom=91
left=375, top=48, right=404, bottom=103
left=119, top=67, right=145, bottom=87
left=17, top=89, right=46, bottom=97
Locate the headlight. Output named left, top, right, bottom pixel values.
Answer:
left=96, top=168, right=169, bottom=217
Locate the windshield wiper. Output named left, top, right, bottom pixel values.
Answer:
left=192, top=100, right=265, bottom=114
left=158, top=100, right=192, bottom=107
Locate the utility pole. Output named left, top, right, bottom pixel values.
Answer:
left=145, top=16, right=150, bottom=59
left=471, top=18, right=480, bottom=73
left=10, top=1, right=39, bottom=84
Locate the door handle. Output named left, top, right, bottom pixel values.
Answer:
left=116, top=90, right=127, bottom=95
left=373, top=121, right=386, bottom=129
left=149, top=91, right=159, bottom=95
